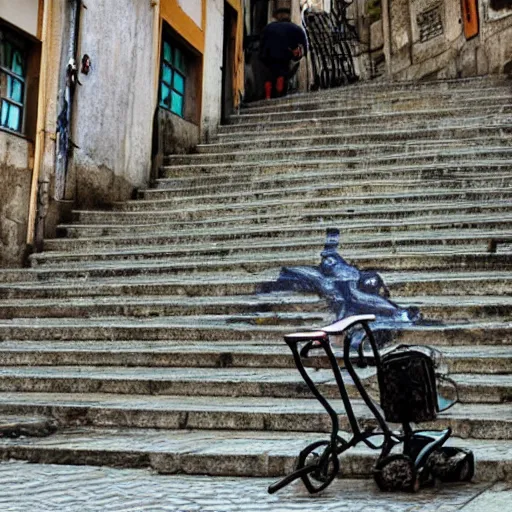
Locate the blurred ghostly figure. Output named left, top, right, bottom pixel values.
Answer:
left=259, top=8, right=308, bottom=99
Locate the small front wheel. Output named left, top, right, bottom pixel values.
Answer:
left=297, top=441, right=340, bottom=493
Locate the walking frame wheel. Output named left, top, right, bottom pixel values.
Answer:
left=297, top=440, right=341, bottom=494
left=267, top=439, right=343, bottom=495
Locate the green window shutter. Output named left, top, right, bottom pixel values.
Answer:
left=159, top=35, right=186, bottom=118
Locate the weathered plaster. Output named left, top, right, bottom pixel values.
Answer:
left=69, top=0, right=155, bottom=207
left=201, top=0, right=224, bottom=141
left=159, top=109, right=199, bottom=155
left=178, top=0, right=203, bottom=27
left=0, top=133, right=32, bottom=267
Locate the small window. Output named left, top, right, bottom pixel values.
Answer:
left=159, top=39, right=186, bottom=118
left=0, top=28, right=27, bottom=133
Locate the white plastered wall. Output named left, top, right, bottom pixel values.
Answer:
left=178, top=0, right=203, bottom=27
left=201, top=0, right=224, bottom=142
left=0, top=0, right=39, bottom=37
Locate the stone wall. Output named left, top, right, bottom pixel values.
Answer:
left=0, top=133, right=32, bottom=267
left=368, top=0, right=512, bottom=80
left=369, top=0, right=512, bottom=80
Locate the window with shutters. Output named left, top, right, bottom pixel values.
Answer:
left=159, top=37, right=186, bottom=118
left=0, top=27, right=28, bottom=133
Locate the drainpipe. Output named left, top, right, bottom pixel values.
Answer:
left=26, top=0, right=52, bottom=251
left=150, top=0, right=162, bottom=185
left=151, top=0, right=161, bottom=97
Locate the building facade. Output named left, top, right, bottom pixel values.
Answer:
left=0, top=0, right=244, bottom=267
left=364, top=0, right=512, bottom=80
left=1, top=0, right=510, bottom=268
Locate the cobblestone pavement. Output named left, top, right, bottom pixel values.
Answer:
left=0, top=461, right=510, bottom=512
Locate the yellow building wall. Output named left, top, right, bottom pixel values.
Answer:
left=159, top=0, right=244, bottom=117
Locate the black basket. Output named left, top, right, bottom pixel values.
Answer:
left=378, top=346, right=439, bottom=424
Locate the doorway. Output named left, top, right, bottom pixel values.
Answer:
left=222, top=2, right=238, bottom=122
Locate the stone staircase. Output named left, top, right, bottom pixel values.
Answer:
left=0, top=76, right=511, bottom=483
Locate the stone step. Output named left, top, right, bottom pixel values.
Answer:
left=37, top=226, right=512, bottom=262
left=218, top=119, right=512, bottom=144
left=0, top=294, right=510, bottom=322
left=243, top=77, right=511, bottom=108
left=0, top=426, right=510, bottom=480
left=200, top=126, right=512, bottom=153
left=148, top=172, right=512, bottom=198
left=166, top=140, right=512, bottom=166
left=0, top=341, right=509, bottom=374
left=43, top=228, right=512, bottom=256
left=237, top=93, right=512, bottom=116
left=160, top=149, right=512, bottom=178
left=0, top=393, right=510, bottom=439
left=59, top=211, right=512, bottom=239
left=0, top=366, right=508, bottom=404
left=17, top=252, right=512, bottom=281
left=226, top=104, right=512, bottom=128
left=1, top=271, right=511, bottom=300
left=28, top=247, right=512, bottom=277
left=0, top=414, right=56, bottom=438
left=0, top=317, right=509, bottom=345
left=122, top=187, right=512, bottom=211
left=0, top=293, right=324, bottom=319
left=72, top=199, right=512, bottom=225
left=217, top=123, right=512, bottom=145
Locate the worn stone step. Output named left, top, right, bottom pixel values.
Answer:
left=28, top=248, right=512, bottom=280
left=0, top=393, right=509, bottom=440
left=0, top=293, right=324, bottom=319
left=0, top=365, right=371, bottom=399
left=166, top=140, right=512, bottom=166
left=36, top=229, right=512, bottom=266
left=160, top=148, right=512, bottom=179
left=158, top=159, right=512, bottom=185
left=120, top=187, right=512, bottom=212
left=0, top=317, right=510, bottom=345
left=0, top=342, right=509, bottom=374
left=2, top=271, right=511, bottom=300
left=238, top=92, right=512, bottom=116
left=243, top=77, right=511, bottom=108
left=217, top=117, right=512, bottom=142
left=0, top=294, right=510, bottom=322
left=0, top=366, right=508, bottom=404
left=0, top=414, right=56, bottom=438
left=58, top=212, right=512, bottom=240
left=0, top=426, right=510, bottom=481
left=219, top=112, right=512, bottom=136
left=16, top=252, right=512, bottom=282
left=72, top=199, right=512, bottom=226
left=43, top=228, right=512, bottom=257
left=226, top=104, right=512, bottom=128
left=200, top=126, right=512, bottom=153
left=147, top=172, right=512, bottom=198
